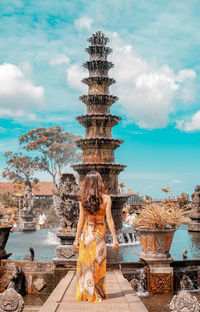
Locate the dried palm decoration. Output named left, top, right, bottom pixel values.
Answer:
left=133, top=203, right=190, bottom=231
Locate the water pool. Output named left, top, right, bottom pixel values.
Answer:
left=6, top=225, right=200, bottom=262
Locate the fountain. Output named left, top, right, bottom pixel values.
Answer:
left=72, top=31, right=128, bottom=232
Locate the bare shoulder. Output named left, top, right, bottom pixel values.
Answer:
left=102, top=194, right=111, bottom=203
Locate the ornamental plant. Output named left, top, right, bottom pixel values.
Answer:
left=133, top=203, right=190, bottom=231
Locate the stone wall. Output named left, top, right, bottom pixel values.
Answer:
left=0, top=260, right=67, bottom=295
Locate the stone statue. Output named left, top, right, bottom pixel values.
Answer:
left=7, top=265, right=26, bottom=296
left=191, top=185, right=200, bottom=211
left=188, top=185, right=200, bottom=232
left=0, top=288, right=24, bottom=312
left=53, top=173, right=79, bottom=231
left=170, top=290, right=200, bottom=312
left=22, top=185, right=35, bottom=217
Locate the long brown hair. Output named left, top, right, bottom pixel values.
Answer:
left=79, top=171, right=105, bottom=215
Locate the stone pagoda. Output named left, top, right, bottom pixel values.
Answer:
left=73, top=31, right=127, bottom=230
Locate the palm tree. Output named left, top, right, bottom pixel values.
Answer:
left=161, top=187, right=172, bottom=199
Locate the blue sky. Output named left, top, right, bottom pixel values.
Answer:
left=0, top=0, right=200, bottom=198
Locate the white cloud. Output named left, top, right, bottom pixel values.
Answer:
left=171, top=179, right=183, bottom=184
left=67, top=64, right=87, bottom=93
left=109, top=33, right=196, bottom=129
left=74, top=16, right=94, bottom=30
left=176, top=110, right=200, bottom=132
left=0, top=63, right=44, bottom=119
left=143, top=185, right=153, bottom=191
left=66, top=32, right=196, bottom=129
left=50, top=54, right=70, bottom=66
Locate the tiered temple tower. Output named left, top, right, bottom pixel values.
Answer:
left=73, top=31, right=127, bottom=230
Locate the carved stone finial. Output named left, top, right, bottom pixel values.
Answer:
left=0, top=288, right=24, bottom=312
left=22, top=185, right=35, bottom=217
left=53, top=173, right=79, bottom=231
left=188, top=185, right=200, bottom=231
left=170, top=290, right=200, bottom=312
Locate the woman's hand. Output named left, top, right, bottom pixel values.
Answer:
left=113, top=239, right=119, bottom=250
left=73, top=240, right=79, bottom=251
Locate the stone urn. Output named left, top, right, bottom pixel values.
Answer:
left=136, top=228, right=176, bottom=263
left=0, top=225, right=12, bottom=260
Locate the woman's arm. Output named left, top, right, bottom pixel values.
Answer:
left=73, top=201, right=85, bottom=250
left=105, top=195, right=119, bottom=250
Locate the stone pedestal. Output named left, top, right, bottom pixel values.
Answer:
left=53, top=231, right=78, bottom=268
left=138, top=229, right=175, bottom=294
left=144, top=257, right=174, bottom=294
left=147, top=265, right=173, bottom=294
left=20, top=217, right=36, bottom=232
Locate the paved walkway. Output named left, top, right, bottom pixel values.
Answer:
left=39, top=270, right=148, bottom=312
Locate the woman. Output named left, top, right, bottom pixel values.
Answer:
left=73, top=171, right=119, bottom=303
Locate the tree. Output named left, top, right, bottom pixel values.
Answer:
left=19, top=126, right=82, bottom=183
left=177, top=193, right=189, bottom=209
left=161, top=187, right=172, bottom=199
left=2, top=152, right=39, bottom=186
left=118, top=182, right=125, bottom=193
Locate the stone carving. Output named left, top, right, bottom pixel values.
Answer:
left=22, top=185, right=35, bottom=217
left=0, top=225, right=12, bottom=260
left=53, top=173, right=79, bottom=231
left=180, top=274, right=194, bottom=290
left=130, top=278, right=141, bottom=292
left=33, top=277, right=46, bottom=291
left=170, top=290, right=200, bottom=312
left=7, top=266, right=26, bottom=296
left=60, top=248, right=75, bottom=259
left=191, top=185, right=200, bottom=209
left=188, top=185, right=200, bottom=232
left=0, top=288, right=24, bottom=312
left=72, top=32, right=127, bottom=231
left=148, top=273, right=173, bottom=294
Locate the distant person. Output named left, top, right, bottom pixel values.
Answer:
left=9, top=214, right=15, bottom=226
left=125, top=210, right=135, bottom=226
left=122, top=211, right=126, bottom=221
left=10, top=215, right=18, bottom=232
left=38, top=211, right=46, bottom=229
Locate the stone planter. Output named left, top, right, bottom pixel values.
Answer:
left=136, top=228, right=176, bottom=294
left=0, top=225, right=12, bottom=259
left=136, top=228, right=176, bottom=262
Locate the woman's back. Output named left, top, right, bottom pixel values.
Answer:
left=85, top=194, right=108, bottom=221
left=74, top=171, right=118, bottom=303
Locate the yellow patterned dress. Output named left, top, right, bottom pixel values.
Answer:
left=76, top=207, right=108, bottom=302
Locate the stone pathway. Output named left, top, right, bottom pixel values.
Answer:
left=39, top=270, right=148, bottom=312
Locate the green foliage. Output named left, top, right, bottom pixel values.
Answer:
left=19, top=126, right=82, bottom=182
left=2, top=151, right=39, bottom=185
